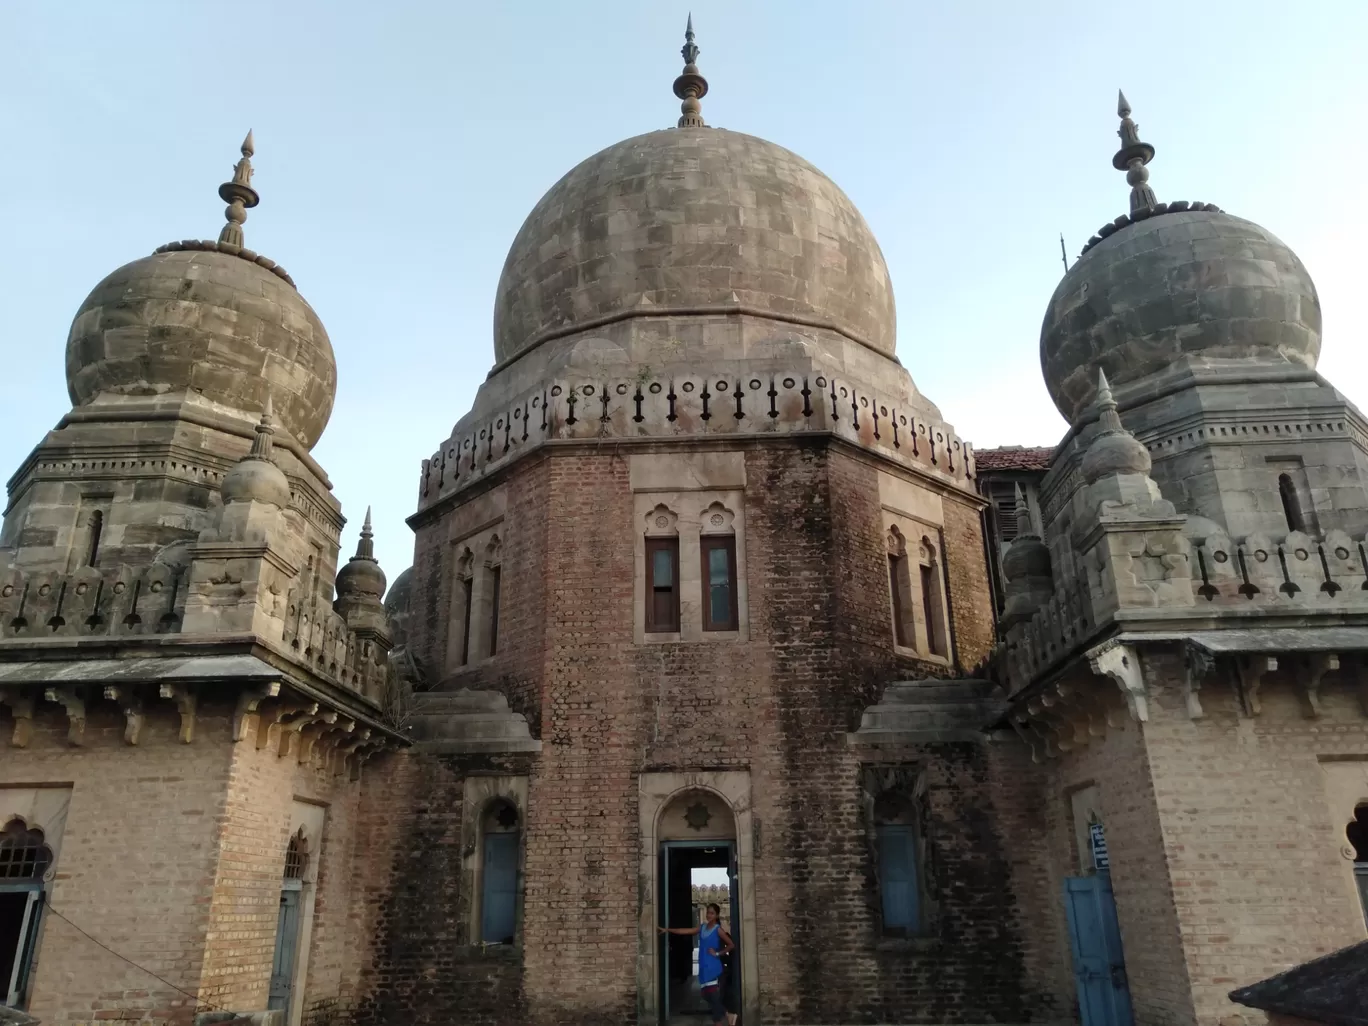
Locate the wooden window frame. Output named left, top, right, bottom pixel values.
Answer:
left=700, top=535, right=739, bottom=632
left=645, top=537, right=680, bottom=634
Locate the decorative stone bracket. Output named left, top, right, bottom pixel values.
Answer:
left=0, top=679, right=400, bottom=770
left=1087, top=641, right=1149, bottom=722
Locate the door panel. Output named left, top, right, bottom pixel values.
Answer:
left=1063, top=875, right=1134, bottom=1026
left=268, top=889, right=301, bottom=1012
left=482, top=832, right=519, bottom=943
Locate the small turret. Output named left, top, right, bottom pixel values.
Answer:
left=1000, top=485, right=1054, bottom=628
left=220, top=397, right=291, bottom=509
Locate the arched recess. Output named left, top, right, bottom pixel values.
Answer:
left=637, top=772, right=758, bottom=1026
left=462, top=775, right=529, bottom=946
left=0, top=817, right=54, bottom=1007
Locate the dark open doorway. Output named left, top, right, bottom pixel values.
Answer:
left=658, top=840, right=739, bottom=1025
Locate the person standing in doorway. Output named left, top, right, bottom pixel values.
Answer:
left=660, top=902, right=734, bottom=1026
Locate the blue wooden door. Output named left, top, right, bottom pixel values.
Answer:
left=268, top=887, right=301, bottom=1012
left=1064, top=874, right=1134, bottom=1026
left=482, top=832, right=519, bottom=944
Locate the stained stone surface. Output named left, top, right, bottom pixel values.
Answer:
left=1041, top=210, right=1321, bottom=423
left=492, top=127, right=897, bottom=366
left=66, top=249, right=337, bottom=449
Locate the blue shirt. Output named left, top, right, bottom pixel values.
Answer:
left=698, top=923, right=723, bottom=986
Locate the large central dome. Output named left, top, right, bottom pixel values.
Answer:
left=492, top=127, right=897, bottom=365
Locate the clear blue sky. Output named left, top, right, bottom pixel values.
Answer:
left=5, top=1, right=1364, bottom=580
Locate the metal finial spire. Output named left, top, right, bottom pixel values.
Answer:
left=248, top=395, right=276, bottom=461
left=218, top=130, right=260, bottom=248
left=673, top=15, right=708, bottom=128
left=1112, top=91, right=1157, bottom=214
left=354, top=506, right=376, bottom=560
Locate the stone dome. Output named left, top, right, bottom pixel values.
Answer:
left=492, top=128, right=897, bottom=365
left=335, top=556, right=386, bottom=602
left=1040, top=210, right=1321, bottom=423
left=220, top=456, right=291, bottom=508
left=66, top=248, right=337, bottom=449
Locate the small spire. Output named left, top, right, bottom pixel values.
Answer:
left=673, top=14, right=709, bottom=129
left=218, top=130, right=261, bottom=248
left=1013, top=483, right=1034, bottom=539
left=1112, top=91, right=1157, bottom=214
left=1094, top=369, right=1125, bottom=434
left=354, top=506, right=376, bottom=561
left=247, top=395, right=276, bottom=461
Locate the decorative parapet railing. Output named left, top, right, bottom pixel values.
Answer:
left=0, top=563, right=387, bottom=700
left=996, top=522, right=1368, bottom=696
left=279, top=586, right=389, bottom=700
left=417, top=367, right=976, bottom=511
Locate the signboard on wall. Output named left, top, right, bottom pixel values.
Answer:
left=1089, top=822, right=1109, bottom=871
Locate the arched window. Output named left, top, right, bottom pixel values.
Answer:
left=481, top=800, right=521, bottom=944
left=700, top=502, right=738, bottom=632
left=1347, top=804, right=1368, bottom=929
left=1278, top=474, right=1306, bottom=533
left=919, top=537, right=948, bottom=658
left=284, top=828, right=309, bottom=881
left=483, top=537, right=503, bottom=658
left=0, top=818, right=53, bottom=1008
left=887, top=527, right=914, bottom=649
left=0, top=821, right=52, bottom=882
left=644, top=506, right=681, bottom=634
left=872, top=792, right=921, bottom=936
left=453, top=547, right=474, bottom=667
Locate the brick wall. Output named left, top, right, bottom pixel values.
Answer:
left=1139, top=653, right=1368, bottom=1025
left=359, top=438, right=1054, bottom=1025
left=347, top=751, right=533, bottom=1026
left=1039, top=653, right=1368, bottom=1026
left=0, top=694, right=369, bottom=1026
left=2, top=701, right=233, bottom=1026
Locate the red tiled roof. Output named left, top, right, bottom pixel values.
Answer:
left=973, top=446, right=1054, bottom=472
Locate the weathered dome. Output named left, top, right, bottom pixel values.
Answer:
left=492, top=128, right=897, bottom=365
left=220, top=456, right=291, bottom=508
left=335, top=556, right=387, bottom=602
left=66, top=249, right=337, bottom=449
left=384, top=567, right=414, bottom=617
left=1041, top=209, right=1321, bottom=422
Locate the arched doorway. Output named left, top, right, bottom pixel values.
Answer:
left=0, top=817, right=52, bottom=1008
left=637, top=772, right=757, bottom=1026
left=657, top=788, right=736, bottom=1023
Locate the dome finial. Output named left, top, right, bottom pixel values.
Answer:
left=1094, top=369, right=1124, bottom=433
left=218, top=130, right=261, bottom=248
left=1013, top=483, right=1034, bottom=538
left=673, top=14, right=709, bottom=129
left=249, top=395, right=276, bottom=460
left=355, top=506, right=376, bottom=560
left=1113, top=91, right=1157, bottom=214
